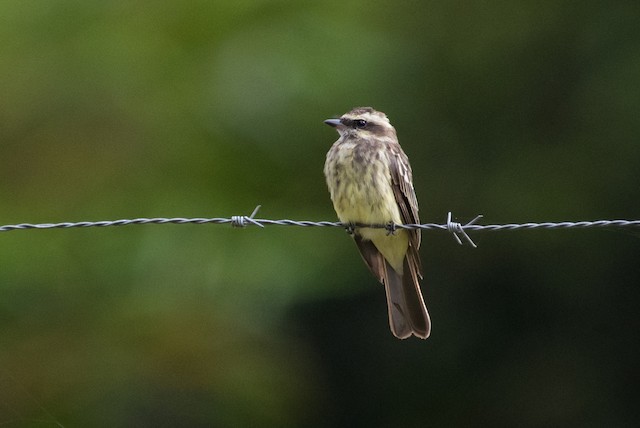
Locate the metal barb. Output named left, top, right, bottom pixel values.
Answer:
left=446, top=212, right=479, bottom=248
left=231, top=205, right=264, bottom=228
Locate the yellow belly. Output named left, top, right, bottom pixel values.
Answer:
left=325, top=142, right=408, bottom=272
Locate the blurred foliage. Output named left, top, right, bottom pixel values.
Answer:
left=1, top=0, right=640, bottom=426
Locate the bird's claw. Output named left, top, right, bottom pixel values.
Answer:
left=385, top=222, right=397, bottom=236
left=344, top=223, right=356, bottom=235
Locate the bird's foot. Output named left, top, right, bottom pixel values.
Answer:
left=385, top=222, right=397, bottom=236
left=344, top=222, right=357, bottom=235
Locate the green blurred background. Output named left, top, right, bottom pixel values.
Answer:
left=1, top=0, right=639, bottom=426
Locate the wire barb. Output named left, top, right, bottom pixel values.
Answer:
left=231, top=205, right=264, bottom=228
left=446, top=212, right=482, bottom=248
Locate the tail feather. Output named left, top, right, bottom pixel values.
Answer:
left=383, top=258, right=431, bottom=339
left=353, top=234, right=430, bottom=339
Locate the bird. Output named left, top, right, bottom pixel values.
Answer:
left=323, top=107, right=430, bottom=339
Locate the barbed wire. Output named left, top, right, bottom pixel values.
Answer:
left=2, top=205, right=639, bottom=248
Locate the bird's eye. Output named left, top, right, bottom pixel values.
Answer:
left=354, top=119, right=367, bottom=129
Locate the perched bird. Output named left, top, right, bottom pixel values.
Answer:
left=323, top=107, right=430, bottom=339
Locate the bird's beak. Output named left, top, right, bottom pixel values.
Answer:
left=324, top=118, right=342, bottom=127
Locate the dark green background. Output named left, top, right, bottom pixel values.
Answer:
left=1, top=1, right=639, bottom=426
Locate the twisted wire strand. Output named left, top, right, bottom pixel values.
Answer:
left=1, top=217, right=638, bottom=232
left=2, top=205, right=639, bottom=247
left=0, top=217, right=346, bottom=232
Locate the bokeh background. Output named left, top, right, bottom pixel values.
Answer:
left=1, top=1, right=640, bottom=426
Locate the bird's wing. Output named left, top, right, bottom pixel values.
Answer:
left=388, top=144, right=423, bottom=277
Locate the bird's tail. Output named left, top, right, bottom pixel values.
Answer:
left=383, top=258, right=431, bottom=339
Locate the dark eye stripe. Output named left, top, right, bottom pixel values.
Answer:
left=340, top=118, right=368, bottom=129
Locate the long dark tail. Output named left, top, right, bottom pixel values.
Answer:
left=383, top=258, right=431, bottom=339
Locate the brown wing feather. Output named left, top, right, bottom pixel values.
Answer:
left=388, top=144, right=423, bottom=277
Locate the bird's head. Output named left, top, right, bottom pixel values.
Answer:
left=324, top=107, right=396, bottom=139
